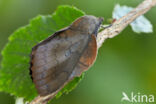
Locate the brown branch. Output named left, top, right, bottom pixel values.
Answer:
left=97, top=0, right=156, bottom=48
left=30, top=0, right=156, bottom=104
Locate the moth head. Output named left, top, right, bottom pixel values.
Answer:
left=70, top=15, right=103, bottom=35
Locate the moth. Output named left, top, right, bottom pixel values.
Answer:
left=30, top=15, right=103, bottom=97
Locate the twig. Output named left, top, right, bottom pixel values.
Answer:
left=30, top=0, right=156, bottom=104
left=97, top=0, right=156, bottom=48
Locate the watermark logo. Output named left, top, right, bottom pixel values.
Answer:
left=121, top=92, right=155, bottom=103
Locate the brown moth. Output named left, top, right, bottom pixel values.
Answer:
left=30, top=15, right=103, bottom=97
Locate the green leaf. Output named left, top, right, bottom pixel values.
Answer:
left=0, top=5, right=85, bottom=101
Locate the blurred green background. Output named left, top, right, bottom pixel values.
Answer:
left=0, top=0, right=156, bottom=104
